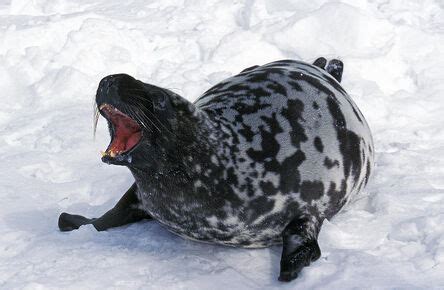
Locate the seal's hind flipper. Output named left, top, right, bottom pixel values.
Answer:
left=312, top=57, right=327, bottom=69
left=326, top=59, right=344, bottom=83
left=279, top=217, right=321, bottom=281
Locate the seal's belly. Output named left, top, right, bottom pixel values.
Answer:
left=136, top=190, right=286, bottom=248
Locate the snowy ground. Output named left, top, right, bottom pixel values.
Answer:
left=1, top=0, right=444, bottom=289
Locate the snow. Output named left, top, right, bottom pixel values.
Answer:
left=0, top=0, right=444, bottom=288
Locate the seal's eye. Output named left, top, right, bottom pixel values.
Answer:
left=99, top=104, right=142, bottom=158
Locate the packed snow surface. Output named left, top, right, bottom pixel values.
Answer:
left=1, top=0, right=444, bottom=289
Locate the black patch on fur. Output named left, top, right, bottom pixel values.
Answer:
left=226, top=167, right=238, bottom=187
left=300, top=181, right=324, bottom=203
left=326, top=97, right=362, bottom=184
left=260, top=181, right=278, bottom=196
left=239, top=124, right=254, bottom=142
left=281, top=99, right=307, bottom=148
left=247, top=196, right=275, bottom=223
left=239, top=177, right=255, bottom=197
left=351, top=104, right=364, bottom=123
left=236, top=102, right=271, bottom=116
left=324, top=157, right=340, bottom=169
left=267, top=82, right=287, bottom=96
left=278, top=150, right=306, bottom=194
left=245, top=68, right=286, bottom=84
left=287, top=81, right=303, bottom=91
left=246, top=113, right=282, bottom=165
left=312, top=101, right=319, bottom=110
left=314, top=137, right=324, bottom=153
left=324, top=180, right=347, bottom=219
left=365, top=159, right=371, bottom=185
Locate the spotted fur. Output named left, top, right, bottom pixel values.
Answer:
left=125, top=59, right=375, bottom=248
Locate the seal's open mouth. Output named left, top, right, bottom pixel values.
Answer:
left=99, top=104, right=142, bottom=158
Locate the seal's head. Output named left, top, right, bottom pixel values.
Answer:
left=95, top=74, right=198, bottom=169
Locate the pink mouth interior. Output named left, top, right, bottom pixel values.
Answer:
left=101, top=104, right=142, bottom=155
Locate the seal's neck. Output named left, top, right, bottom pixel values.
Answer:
left=127, top=98, right=223, bottom=194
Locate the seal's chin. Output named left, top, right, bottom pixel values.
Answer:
left=99, top=103, right=142, bottom=163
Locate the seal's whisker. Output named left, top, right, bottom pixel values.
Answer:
left=126, top=102, right=163, bottom=134
left=93, top=102, right=100, bottom=140
left=143, top=106, right=174, bottom=135
left=121, top=103, right=153, bottom=132
left=139, top=101, right=177, bottom=136
left=129, top=108, right=154, bottom=133
left=135, top=108, right=162, bottom=133
left=126, top=99, right=170, bottom=135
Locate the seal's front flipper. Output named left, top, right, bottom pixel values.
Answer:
left=58, top=183, right=151, bottom=232
left=312, top=57, right=327, bottom=69
left=279, top=217, right=321, bottom=282
left=326, top=59, right=344, bottom=83
left=58, top=213, right=95, bottom=231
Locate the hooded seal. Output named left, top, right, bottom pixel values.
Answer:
left=58, top=57, right=374, bottom=281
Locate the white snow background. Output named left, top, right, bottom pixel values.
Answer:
left=1, top=0, right=444, bottom=289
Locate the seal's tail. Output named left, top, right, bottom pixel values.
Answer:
left=312, top=57, right=343, bottom=83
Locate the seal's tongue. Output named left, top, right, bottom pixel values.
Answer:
left=100, top=104, right=141, bottom=157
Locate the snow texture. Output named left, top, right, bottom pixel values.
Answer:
left=1, top=0, right=444, bottom=289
